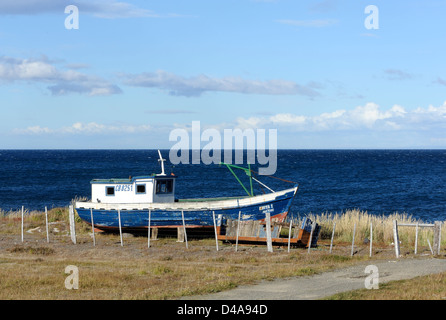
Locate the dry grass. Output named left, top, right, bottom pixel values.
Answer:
left=303, top=209, right=446, bottom=247
left=326, top=272, right=446, bottom=300
left=0, top=207, right=71, bottom=233
left=0, top=234, right=372, bottom=300
left=0, top=207, right=445, bottom=300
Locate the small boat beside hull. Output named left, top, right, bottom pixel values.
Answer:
left=75, top=186, right=298, bottom=231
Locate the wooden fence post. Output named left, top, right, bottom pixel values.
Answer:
left=433, top=221, right=442, bottom=256
left=329, top=222, right=336, bottom=254
left=235, top=211, right=241, bottom=252
left=213, top=211, right=219, bottom=252
left=117, top=209, right=123, bottom=246
left=369, top=222, right=373, bottom=257
left=21, top=206, right=24, bottom=243
left=266, top=212, right=273, bottom=253
left=45, top=206, right=49, bottom=243
left=181, top=210, right=188, bottom=249
left=177, top=226, right=185, bottom=242
left=393, top=220, right=400, bottom=258
left=307, top=221, right=315, bottom=254
left=351, top=223, right=356, bottom=257
left=118, top=209, right=123, bottom=246
left=90, top=208, right=96, bottom=247
left=147, top=209, right=151, bottom=248
left=415, top=222, right=419, bottom=255
left=69, top=205, right=76, bottom=244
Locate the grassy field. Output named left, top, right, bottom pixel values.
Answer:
left=326, top=272, right=446, bottom=300
left=0, top=207, right=444, bottom=300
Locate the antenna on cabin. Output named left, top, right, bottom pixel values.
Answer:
left=157, top=149, right=166, bottom=176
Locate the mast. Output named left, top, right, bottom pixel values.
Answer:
left=157, top=150, right=166, bottom=176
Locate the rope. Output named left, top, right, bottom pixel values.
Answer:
left=249, top=169, right=298, bottom=185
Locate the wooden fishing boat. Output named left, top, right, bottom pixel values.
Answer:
left=75, top=151, right=298, bottom=232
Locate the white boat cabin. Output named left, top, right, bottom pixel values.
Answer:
left=91, top=175, right=176, bottom=204
left=90, top=151, right=179, bottom=204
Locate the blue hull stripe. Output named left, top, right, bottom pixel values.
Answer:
left=76, top=192, right=296, bottom=230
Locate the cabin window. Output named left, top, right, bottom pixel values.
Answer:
left=136, top=184, right=146, bottom=194
left=156, top=179, right=173, bottom=194
left=106, top=186, right=115, bottom=196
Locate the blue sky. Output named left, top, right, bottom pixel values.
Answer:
left=1, top=0, right=446, bottom=149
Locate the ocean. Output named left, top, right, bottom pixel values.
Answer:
left=0, top=149, right=445, bottom=222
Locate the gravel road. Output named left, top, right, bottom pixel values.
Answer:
left=184, top=257, right=446, bottom=300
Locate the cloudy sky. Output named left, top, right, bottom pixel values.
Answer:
left=1, top=0, right=446, bottom=149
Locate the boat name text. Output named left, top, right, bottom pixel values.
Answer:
left=259, top=204, right=274, bottom=213
left=116, top=185, right=133, bottom=192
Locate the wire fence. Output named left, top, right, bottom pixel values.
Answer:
left=3, top=205, right=445, bottom=258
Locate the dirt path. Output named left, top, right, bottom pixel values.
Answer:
left=184, top=257, right=446, bottom=300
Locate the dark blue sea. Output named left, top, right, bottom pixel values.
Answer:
left=0, top=150, right=445, bottom=222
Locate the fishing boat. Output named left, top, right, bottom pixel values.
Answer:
left=75, top=151, right=298, bottom=232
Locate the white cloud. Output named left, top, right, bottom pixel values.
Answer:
left=234, top=102, right=446, bottom=132
left=12, top=102, right=446, bottom=149
left=145, top=109, right=196, bottom=114
left=0, top=56, right=121, bottom=96
left=14, top=122, right=152, bottom=135
left=360, top=33, right=380, bottom=38
left=122, top=70, right=321, bottom=97
left=270, top=113, right=307, bottom=125
left=0, top=0, right=170, bottom=19
left=435, top=77, right=446, bottom=86
left=13, top=102, right=446, bottom=142
left=383, top=69, right=414, bottom=80
left=348, top=103, right=393, bottom=128
left=82, top=1, right=159, bottom=19
left=234, top=116, right=264, bottom=130
left=309, top=0, right=338, bottom=13
left=21, top=126, right=53, bottom=135
left=276, top=19, right=338, bottom=28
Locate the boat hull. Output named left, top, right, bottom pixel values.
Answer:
left=75, top=186, right=298, bottom=231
